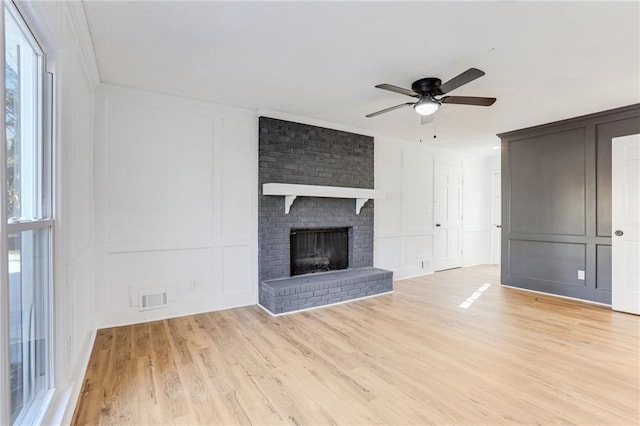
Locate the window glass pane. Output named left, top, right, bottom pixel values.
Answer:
left=8, top=228, right=50, bottom=423
left=5, top=6, right=41, bottom=221
left=4, top=4, right=51, bottom=424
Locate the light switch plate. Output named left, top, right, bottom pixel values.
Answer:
left=578, top=270, right=585, bottom=280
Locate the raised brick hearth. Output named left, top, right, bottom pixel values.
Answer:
left=260, top=268, right=393, bottom=314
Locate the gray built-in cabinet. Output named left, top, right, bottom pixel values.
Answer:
left=498, top=104, right=640, bottom=304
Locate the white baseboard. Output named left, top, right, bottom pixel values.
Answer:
left=42, top=328, right=97, bottom=426
left=392, top=270, right=435, bottom=281
left=501, top=284, right=611, bottom=307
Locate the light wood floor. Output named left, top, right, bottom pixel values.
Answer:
left=72, top=265, right=640, bottom=425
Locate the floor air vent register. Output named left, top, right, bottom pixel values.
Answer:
left=137, top=289, right=169, bottom=311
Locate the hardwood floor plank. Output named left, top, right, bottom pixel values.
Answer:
left=72, top=329, right=114, bottom=425
left=148, top=320, right=189, bottom=421
left=72, top=265, right=640, bottom=425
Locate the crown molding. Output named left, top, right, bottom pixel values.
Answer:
left=64, top=1, right=100, bottom=89
left=15, top=0, right=100, bottom=89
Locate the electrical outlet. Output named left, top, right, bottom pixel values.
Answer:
left=578, top=270, right=585, bottom=280
left=418, top=257, right=431, bottom=270
left=191, top=281, right=197, bottom=290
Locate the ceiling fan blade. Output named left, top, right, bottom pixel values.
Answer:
left=375, top=84, right=419, bottom=98
left=366, top=102, right=415, bottom=118
left=441, top=96, right=496, bottom=106
left=439, top=68, right=485, bottom=94
left=421, top=114, right=433, bottom=125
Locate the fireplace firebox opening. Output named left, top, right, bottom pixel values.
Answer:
left=290, top=227, right=349, bottom=276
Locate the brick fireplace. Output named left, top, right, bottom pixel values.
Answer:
left=258, top=117, right=392, bottom=314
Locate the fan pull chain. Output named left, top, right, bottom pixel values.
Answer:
left=433, top=114, right=437, bottom=139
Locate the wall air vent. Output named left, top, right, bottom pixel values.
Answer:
left=138, top=289, right=169, bottom=311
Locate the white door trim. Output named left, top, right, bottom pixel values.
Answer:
left=491, top=170, right=501, bottom=265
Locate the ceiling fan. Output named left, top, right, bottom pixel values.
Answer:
left=366, top=68, right=496, bottom=124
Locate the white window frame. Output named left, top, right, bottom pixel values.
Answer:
left=0, top=5, right=9, bottom=424
left=1, top=1, right=54, bottom=424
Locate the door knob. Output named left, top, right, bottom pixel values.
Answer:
left=615, top=230, right=624, bottom=236
left=435, top=224, right=441, bottom=227
left=495, top=225, right=502, bottom=228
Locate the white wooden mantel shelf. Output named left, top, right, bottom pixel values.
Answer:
left=263, top=183, right=384, bottom=214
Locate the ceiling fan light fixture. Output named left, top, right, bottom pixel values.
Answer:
left=413, top=98, right=440, bottom=116
left=366, top=68, right=496, bottom=120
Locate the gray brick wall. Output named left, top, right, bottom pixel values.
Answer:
left=259, top=118, right=374, bottom=188
left=259, top=117, right=375, bottom=283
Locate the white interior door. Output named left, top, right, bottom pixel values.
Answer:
left=612, top=134, right=640, bottom=314
left=491, top=171, right=501, bottom=265
left=433, top=165, right=462, bottom=271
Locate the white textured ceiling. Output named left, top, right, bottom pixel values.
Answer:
left=82, top=1, right=640, bottom=155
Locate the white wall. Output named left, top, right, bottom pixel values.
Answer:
left=93, top=85, right=258, bottom=328
left=462, top=157, right=493, bottom=266
left=374, top=136, right=494, bottom=278
left=486, top=154, right=500, bottom=174
left=374, top=136, right=433, bottom=278
left=16, top=1, right=100, bottom=424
